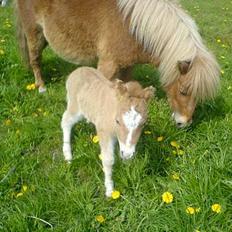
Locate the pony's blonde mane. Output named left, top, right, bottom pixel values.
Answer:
left=117, top=0, right=220, bottom=101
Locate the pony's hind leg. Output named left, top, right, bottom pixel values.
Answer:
left=26, top=28, right=47, bottom=93
left=61, top=105, right=83, bottom=162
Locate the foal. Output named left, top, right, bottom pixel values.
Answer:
left=61, top=67, right=154, bottom=197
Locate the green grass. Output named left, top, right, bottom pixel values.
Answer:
left=0, top=1, right=232, bottom=231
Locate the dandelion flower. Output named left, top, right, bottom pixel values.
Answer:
left=171, top=172, right=180, bottom=181
left=157, top=136, right=164, bottom=142
left=211, top=203, right=221, bottom=213
left=111, top=190, right=121, bottom=200
left=221, top=70, right=225, bottom=75
left=177, top=149, right=184, bottom=155
left=186, top=207, right=195, bottom=214
left=216, top=39, right=221, bottom=43
left=99, top=154, right=103, bottom=160
left=26, top=83, right=36, bottom=90
left=22, top=185, right=28, bottom=192
left=92, top=135, right=99, bottom=143
left=144, top=130, right=152, bottom=135
left=4, top=119, right=12, bottom=126
left=162, top=191, right=173, bottom=204
left=16, top=192, right=23, bottom=198
left=96, top=215, right=105, bottom=223
left=0, top=49, right=5, bottom=55
left=170, top=141, right=180, bottom=149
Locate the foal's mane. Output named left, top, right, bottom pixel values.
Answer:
left=117, top=0, right=220, bottom=101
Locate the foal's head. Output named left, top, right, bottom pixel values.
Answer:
left=114, top=81, right=155, bottom=160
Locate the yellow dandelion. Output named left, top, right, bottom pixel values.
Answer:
left=4, top=119, right=12, bottom=126
left=144, top=130, right=152, bottom=135
left=186, top=207, right=195, bottom=214
left=171, top=172, right=180, bottom=181
left=98, top=154, right=103, bottom=160
left=220, top=70, right=225, bottom=75
left=157, top=136, right=164, bottom=142
left=22, top=185, right=28, bottom=192
left=221, top=44, right=226, bottom=48
left=92, top=135, right=99, bottom=143
left=26, top=83, right=36, bottom=90
left=0, top=49, right=5, bottom=55
left=211, top=203, right=221, bottom=213
left=96, top=215, right=105, bottom=223
left=162, top=191, right=173, bottom=204
left=16, top=192, right=23, bottom=198
left=172, top=150, right=177, bottom=155
left=111, top=190, right=121, bottom=200
left=177, top=149, right=185, bottom=155
left=216, top=39, right=221, bottom=43
left=170, top=141, right=180, bottom=149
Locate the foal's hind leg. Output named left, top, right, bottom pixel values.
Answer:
left=61, top=102, right=83, bottom=162
left=26, top=28, right=47, bottom=93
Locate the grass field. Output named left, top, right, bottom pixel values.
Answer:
left=0, top=0, right=232, bottom=231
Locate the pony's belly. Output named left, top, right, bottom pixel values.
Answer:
left=42, top=22, right=97, bottom=65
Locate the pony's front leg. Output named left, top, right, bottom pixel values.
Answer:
left=98, top=133, right=115, bottom=197
left=97, top=59, right=119, bottom=80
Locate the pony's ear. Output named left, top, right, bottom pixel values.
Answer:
left=178, top=60, right=192, bottom=75
left=115, top=79, right=127, bottom=96
left=143, top=86, right=155, bottom=101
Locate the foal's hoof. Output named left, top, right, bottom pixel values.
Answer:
left=39, top=86, right=47, bottom=93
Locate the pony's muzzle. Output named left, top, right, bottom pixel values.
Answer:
left=172, top=112, right=192, bottom=128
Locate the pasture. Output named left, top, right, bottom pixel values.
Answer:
left=0, top=0, right=232, bottom=231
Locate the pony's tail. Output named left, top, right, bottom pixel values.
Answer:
left=14, top=1, right=30, bottom=67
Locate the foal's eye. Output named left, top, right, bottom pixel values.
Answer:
left=116, top=119, right=120, bottom=125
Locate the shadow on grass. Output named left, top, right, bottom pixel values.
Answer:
left=189, top=96, right=228, bottom=129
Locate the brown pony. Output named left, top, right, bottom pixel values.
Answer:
left=15, top=0, right=220, bottom=127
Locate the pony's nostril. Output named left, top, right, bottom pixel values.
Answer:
left=176, top=122, right=183, bottom=127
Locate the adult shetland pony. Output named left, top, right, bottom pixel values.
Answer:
left=15, top=0, right=220, bottom=127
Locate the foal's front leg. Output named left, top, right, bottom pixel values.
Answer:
left=98, top=133, right=115, bottom=197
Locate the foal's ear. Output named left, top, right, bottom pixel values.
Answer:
left=143, top=86, right=156, bottom=101
left=115, top=79, right=127, bottom=96
left=178, top=60, right=192, bottom=75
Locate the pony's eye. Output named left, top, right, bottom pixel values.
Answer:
left=179, top=90, right=188, bottom=96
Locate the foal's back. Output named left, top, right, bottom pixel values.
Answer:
left=66, top=67, right=117, bottom=122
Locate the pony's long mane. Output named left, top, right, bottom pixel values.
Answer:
left=117, top=0, right=220, bottom=101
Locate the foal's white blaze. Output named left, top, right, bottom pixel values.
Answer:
left=120, top=106, right=142, bottom=159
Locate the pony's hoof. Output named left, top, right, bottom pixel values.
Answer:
left=39, top=86, right=47, bottom=93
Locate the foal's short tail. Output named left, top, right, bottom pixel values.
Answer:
left=14, top=1, right=30, bottom=67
